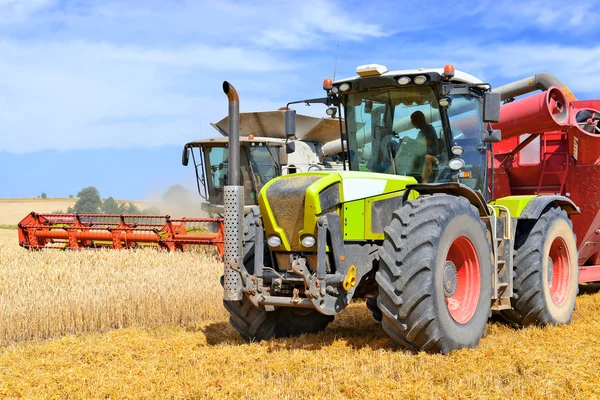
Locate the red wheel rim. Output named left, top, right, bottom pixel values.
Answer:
left=444, top=236, right=480, bottom=324
left=548, top=237, right=570, bottom=305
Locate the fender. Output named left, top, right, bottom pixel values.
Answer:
left=402, top=182, right=489, bottom=217
left=519, top=195, right=580, bottom=220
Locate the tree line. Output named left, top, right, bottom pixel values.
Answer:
left=57, top=187, right=160, bottom=215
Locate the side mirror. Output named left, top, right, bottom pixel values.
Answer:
left=278, top=146, right=288, bottom=165
left=182, top=147, right=190, bottom=166
left=284, top=109, right=296, bottom=137
left=286, top=141, right=296, bottom=154
left=482, top=129, right=502, bottom=143
left=483, top=92, right=501, bottom=123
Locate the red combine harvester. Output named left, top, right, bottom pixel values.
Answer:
left=18, top=213, right=224, bottom=259
left=491, top=74, right=600, bottom=282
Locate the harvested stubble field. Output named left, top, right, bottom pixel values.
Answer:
left=1, top=228, right=600, bottom=399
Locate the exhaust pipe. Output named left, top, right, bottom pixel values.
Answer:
left=492, top=72, right=576, bottom=101
left=222, top=81, right=244, bottom=302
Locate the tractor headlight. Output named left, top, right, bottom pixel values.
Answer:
left=331, top=86, right=340, bottom=94
left=449, top=158, right=465, bottom=171
left=267, top=235, right=282, bottom=248
left=301, top=235, right=316, bottom=248
left=451, top=145, right=464, bottom=156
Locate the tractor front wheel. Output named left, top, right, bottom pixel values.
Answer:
left=223, top=255, right=333, bottom=342
left=376, top=194, right=492, bottom=353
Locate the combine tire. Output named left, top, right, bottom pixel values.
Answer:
left=376, top=194, right=492, bottom=354
left=224, top=256, right=333, bottom=342
left=501, top=207, right=578, bottom=325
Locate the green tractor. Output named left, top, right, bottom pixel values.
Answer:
left=220, top=65, right=580, bottom=354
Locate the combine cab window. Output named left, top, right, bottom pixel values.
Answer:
left=204, top=144, right=281, bottom=206
left=344, top=86, right=451, bottom=184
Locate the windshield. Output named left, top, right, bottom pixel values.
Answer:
left=345, top=86, right=450, bottom=184
left=204, top=145, right=281, bottom=205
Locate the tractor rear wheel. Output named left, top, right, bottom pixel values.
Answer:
left=376, top=194, right=492, bottom=353
left=501, top=207, right=578, bottom=325
left=223, top=255, right=333, bottom=342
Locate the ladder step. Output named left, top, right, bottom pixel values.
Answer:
left=497, top=282, right=509, bottom=288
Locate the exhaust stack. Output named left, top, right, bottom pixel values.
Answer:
left=222, top=81, right=244, bottom=301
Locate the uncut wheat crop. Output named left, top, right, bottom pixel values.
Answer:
left=0, top=229, right=227, bottom=345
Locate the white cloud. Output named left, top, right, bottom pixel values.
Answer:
left=251, top=0, right=388, bottom=49
left=0, top=39, right=291, bottom=153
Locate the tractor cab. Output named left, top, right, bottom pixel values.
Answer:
left=323, top=64, right=501, bottom=196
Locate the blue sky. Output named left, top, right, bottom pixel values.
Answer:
left=1, top=0, right=600, bottom=199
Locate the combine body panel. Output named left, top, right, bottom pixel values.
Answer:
left=18, top=212, right=224, bottom=258
left=492, top=87, right=600, bottom=281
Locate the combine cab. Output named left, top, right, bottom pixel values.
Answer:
left=219, top=65, right=600, bottom=354
left=182, top=110, right=345, bottom=216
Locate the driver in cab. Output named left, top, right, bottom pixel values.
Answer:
left=409, top=111, right=439, bottom=183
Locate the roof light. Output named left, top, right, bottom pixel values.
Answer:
left=443, top=64, right=455, bottom=78
left=326, top=106, right=337, bottom=117
left=414, top=75, right=427, bottom=85
left=248, top=134, right=254, bottom=140
left=356, top=64, right=388, bottom=77
left=331, top=86, right=340, bottom=94
left=397, top=76, right=411, bottom=85
left=323, top=78, right=333, bottom=90
left=339, top=82, right=351, bottom=92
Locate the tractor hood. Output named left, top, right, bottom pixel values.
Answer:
left=258, top=171, right=417, bottom=252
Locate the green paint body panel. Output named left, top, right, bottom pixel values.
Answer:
left=258, top=171, right=417, bottom=250
left=492, top=195, right=538, bottom=218
left=343, top=200, right=365, bottom=240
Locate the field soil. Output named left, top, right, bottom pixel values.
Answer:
left=1, top=228, right=600, bottom=398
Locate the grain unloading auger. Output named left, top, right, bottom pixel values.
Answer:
left=220, top=64, right=600, bottom=355
left=18, top=212, right=224, bottom=258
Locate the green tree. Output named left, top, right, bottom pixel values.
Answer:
left=101, top=197, right=121, bottom=214
left=41, top=192, right=47, bottom=199
left=73, top=187, right=102, bottom=214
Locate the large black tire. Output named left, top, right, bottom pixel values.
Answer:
left=501, top=207, right=578, bottom=325
left=376, top=194, right=492, bottom=354
left=223, top=256, right=333, bottom=342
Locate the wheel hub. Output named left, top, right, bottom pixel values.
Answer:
left=443, top=261, right=458, bottom=297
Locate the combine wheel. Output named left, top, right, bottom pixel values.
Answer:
left=376, top=194, right=492, bottom=354
left=501, top=207, right=578, bottom=325
left=223, top=255, right=333, bottom=342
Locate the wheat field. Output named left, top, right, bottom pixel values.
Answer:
left=2, top=228, right=600, bottom=398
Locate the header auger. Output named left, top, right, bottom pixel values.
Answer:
left=220, top=64, right=600, bottom=354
